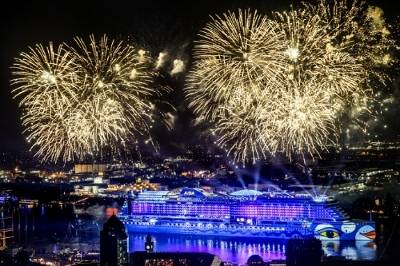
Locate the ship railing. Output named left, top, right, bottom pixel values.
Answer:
left=126, top=215, right=227, bottom=223
left=125, top=220, right=289, bottom=232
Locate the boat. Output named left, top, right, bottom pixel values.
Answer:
left=120, top=188, right=375, bottom=241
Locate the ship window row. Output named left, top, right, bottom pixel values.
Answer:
left=230, top=206, right=337, bottom=220
left=231, top=206, right=304, bottom=218
left=131, top=203, right=230, bottom=217
left=131, top=203, right=340, bottom=221
left=132, top=203, right=230, bottom=211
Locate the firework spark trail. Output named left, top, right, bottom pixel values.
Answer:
left=68, top=35, right=156, bottom=155
left=12, top=35, right=162, bottom=163
left=276, top=79, right=338, bottom=159
left=212, top=92, right=276, bottom=163
left=12, top=43, right=78, bottom=107
left=186, top=0, right=395, bottom=164
left=187, top=9, right=287, bottom=119
left=11, top=43, right=82, bottom=162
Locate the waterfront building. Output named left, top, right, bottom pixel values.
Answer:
left=100, top=215, right=128, bottom=266
left=0, top=209, right=13, bottom=248
left=247, top=254, right=265, bottom=265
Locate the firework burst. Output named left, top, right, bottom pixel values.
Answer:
left=68, top=35, right=156, bottom=155
left=187, top=9, right=286, bottom=120
left=212, top=90, right=280, bottom=163
left=12, top=35, right=160, bottom=162
left=186, top=0, right=395, bottom=164
left=12, top=43, right=78, bottom=107
left=12, top=43, right=82, bottom=161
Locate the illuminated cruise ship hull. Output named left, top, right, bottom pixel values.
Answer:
left=121, top=189, right=376, bottom=241
left=122, top=219, right=375, bottom=241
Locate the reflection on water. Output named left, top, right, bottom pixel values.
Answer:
left=128, top=233, right=377, bottom=265
left=322, top=241, right=376, bottom=261
left=129, top=234, right=285, bottom=264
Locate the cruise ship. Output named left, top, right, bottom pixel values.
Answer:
left=120, top=188, right=375, bottom=241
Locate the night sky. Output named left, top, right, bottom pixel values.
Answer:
left=1, top=0, right=399, bottom=156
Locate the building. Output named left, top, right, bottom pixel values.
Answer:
left=246, top=254, right=265, bottom=265
left=100, top=215, right=128, bottom=266
left=0, top=209, right=13, bottom=248
left=75, top=164, right=107, bottom=174
left=72, top=261, right=99, bottom=266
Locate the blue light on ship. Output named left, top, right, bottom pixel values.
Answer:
left=120, top=188, right=375, bottom=241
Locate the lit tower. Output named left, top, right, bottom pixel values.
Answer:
left=0, top=209, right=13, bottom=249
left=100, top=214, right=128, bottom=266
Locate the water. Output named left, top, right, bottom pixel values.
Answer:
left=128, top=233, right=377, bottom=265
left=11, top=204, right=377, bottom=265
